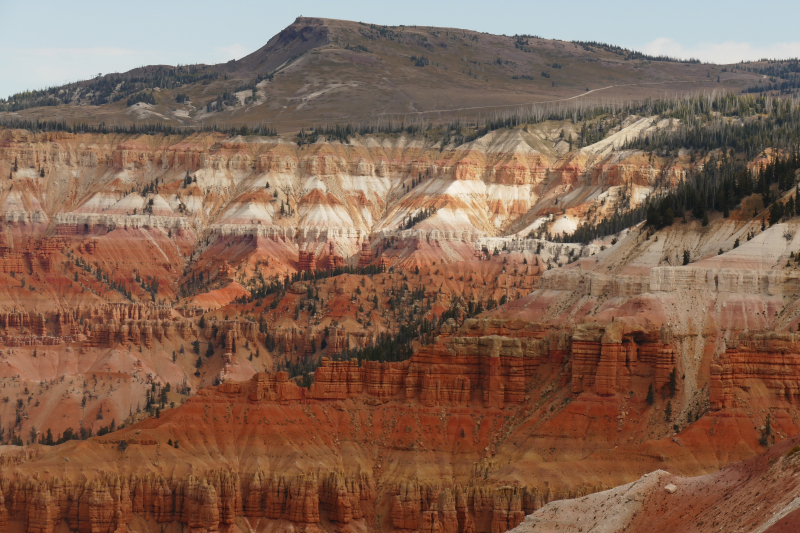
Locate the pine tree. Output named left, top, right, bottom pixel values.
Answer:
left=646, top=384, right=655, bottom=405
left=760, top=414, right=773, bottom=446
left=669, top=368, right=678, bottom=397
left=665, top=400, right=672, bottom=421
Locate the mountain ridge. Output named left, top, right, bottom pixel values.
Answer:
left=0, top=17, right=772, bottom=132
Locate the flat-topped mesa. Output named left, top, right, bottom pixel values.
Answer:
left=711, top=331, right=800, bottom=410
left=570, top=322, right=676, bottom=397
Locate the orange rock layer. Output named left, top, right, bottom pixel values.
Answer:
left=0, top=469, right=375, bottom=533
left=711, top=331, right=800, bottom=410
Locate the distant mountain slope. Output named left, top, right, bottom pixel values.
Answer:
left=0, top=17, right=772, bottom=131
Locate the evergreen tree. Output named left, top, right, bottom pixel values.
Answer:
left=669, top=368, right=678, bottom=397
left=769, top=201, right=785, bottom=225
left=760, top=414, right=773, bottom=446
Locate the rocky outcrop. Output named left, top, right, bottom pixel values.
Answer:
left=391, top=480, right=422, bottom=531
left=711, top=331, right=800, bottom=410
left=0, top=469, right=374, bottom=533
left=285, top=474, right=319, bottom=524
left=650, top=267, right=800, bottom=296
left=490, top=487, right=524, bottom=533
left=388, top=480, right=597, bottom=533
left=538, top=269, right=649, bottom=298
left=298, top=250, right=316, bottom=273
left=309, top=319, right=569, bottom=408
left=203, top=318, right=677, bottom=409
left=571, top=322, right=676, bottom=396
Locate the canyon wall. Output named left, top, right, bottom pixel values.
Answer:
left=711, top=331, right=800, bottom=410
left=0, top=125, right=682, bottom=273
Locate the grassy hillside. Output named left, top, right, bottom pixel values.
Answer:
left=0, top=17, right=779, bottom=132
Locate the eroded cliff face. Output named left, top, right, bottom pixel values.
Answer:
left=0, top=469, right=352, bottom=533
left=2, top=125, right=800, bottom=533
left=0, top=312, right=794, bottom=533
left=711, top=331, right=800, bottom=411
left=0, top=123, right=680, bottom=274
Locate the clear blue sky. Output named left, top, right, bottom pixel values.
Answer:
left=1, top=0, right=799, bottom=99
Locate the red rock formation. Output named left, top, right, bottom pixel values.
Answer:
left=357, top=240, right=372, bottom=268
left=298, top=250, right=316, bottom=273
left=420, top=503, right=442, bottom=533
left=392, top=480, right=422, bottom=531
left=285, top=474, right=319, bottom=524
left=77, top=480, right=116, bottom=533
left=490, top=487, right=524, bottom=533
left=263, top=475, right=287, bottom=519
left=0, top=489, right=8, bottom=529
left=26, top=482, right=56, bottom=533
left=320, top=472, right=356, bottom=523
left=711, top=331, right=800, bottom=410
left=438, top=489, right=459, bottom=533
left=571, top=322, right=676, bottom=396
left=323, top=241, right=345, bottom=270
left=0, top=231, right=24, bottom=274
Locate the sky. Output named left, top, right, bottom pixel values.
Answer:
left=1, top=0, right=800, bottom=99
